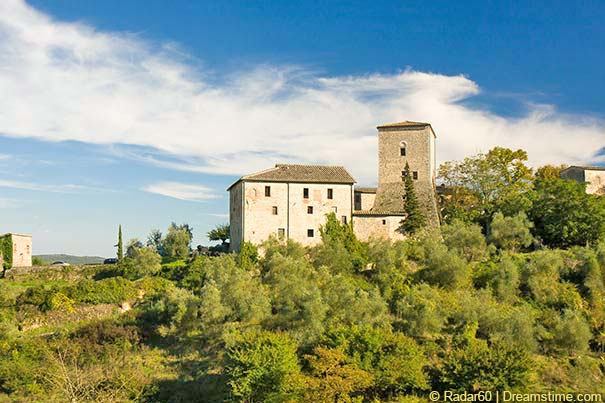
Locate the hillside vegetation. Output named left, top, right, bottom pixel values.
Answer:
left=0, top=147, right=604, bottom=402
left=34, top=254, right=106, bottom=265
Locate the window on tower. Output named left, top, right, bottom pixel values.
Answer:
left=413, top=171, right=418, bottom=180
left=400, top=147, right=406, bottom=156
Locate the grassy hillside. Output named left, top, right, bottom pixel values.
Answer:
left=1, top=221, right=604, bottom=402
left=34, top=254, right=106, bottom=265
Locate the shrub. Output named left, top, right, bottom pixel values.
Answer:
left=323, top=325, right=429, bottom=397
left=226, top=330, right=302, bottom=403
left=439, top=339, right=531, bottom=392
left=67, top=277, right=137, bottom=305
left=73, top=320, right=139, bottom=346
left=489, top=212, right=534, bottom=252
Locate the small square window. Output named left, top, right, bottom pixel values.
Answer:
left=413, top=171, right=418, bottom=180
left=307, top=229, right=314, bottom=237
left=265, top=186, right=271, bottom=197
left=341, top=216, right=347, bottom=224
left=332, top=206, right=338, bottom=213
left=303, top=188, right=309, bottom=198
left=400, top=147, right=406, bottom=156
left=401, top=170, right=406, bottom=177
left=382, top=219, right=386, bottom=225
left=327, top=188, right=333, bottom=199
left=307, top=206, right=314, bottom=214
left=272, top=206, right=278, bottom=215
left=278, top=228, right=285, bottom=239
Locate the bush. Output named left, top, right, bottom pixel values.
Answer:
left=489, top=212, right=534, bottom=252
left=67, top=277, right=137, bottom=305
left=439, top=339, right=531, bottom=392
left=73, top=319, right=139, bottom=346
left=323, top=325, right=429, bottom=398
left=226, top=330, right=302, bottom=403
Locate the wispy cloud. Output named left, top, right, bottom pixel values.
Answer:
left=0, top=154, right=10, bottom=161
left=0, top=0, right=603, bottom=184
left=207, top=213, right=229, bottom=219
left=0, top=198, right=19, bottom=208
left=143, top=182, right=220, bottom=202
left=0, top=179, right=109, bottom=193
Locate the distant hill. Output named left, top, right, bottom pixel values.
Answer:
left=34, top=254, right=106, bottom=265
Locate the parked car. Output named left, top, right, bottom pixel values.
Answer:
left=51, top=261, right=70, bottom=266
left=103, top=258, right=118, bottom=265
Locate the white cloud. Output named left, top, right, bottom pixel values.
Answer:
left=206, top=213, right=229, bottom=219
left=0, top=198, right=19, bottom=208
left=0, top=179, right=108, bottom=193
left=0, top=155, right=10, bottom=160
left=0, top=0, right=603, bottom=185
left=143, top=182, right=219, bottom=202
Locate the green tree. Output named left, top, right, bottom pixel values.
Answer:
left=162, top=225, right=191, bottom=259
left=116, top=225, right=123, bottom=262
left=263, top=254, right=327, bottom=341
left=146, top=229, right=164, bottom=255
left=442, top=219, right=488, bottom=262
left=535, top=164, right=568, bottom=180
left=208, top=224, right=230, bottom=244
left=121, top=244, right=162, bottom=279
left=226, top=330, right=302, bottom=403
left=315, top=212, right=367, bottom=272
left=302, top=347, right=373, bottom=403
left=439, top=339, right=531, bottom=392
left=489, top=212, right=534, bottom=252
left=237, top=242, right=259, bottom=271
left=323, top=325, right=429, bottom=398
left=399, top=162, right=427, bottom=234
left=530, top=178, right=605, bottom=248
left=439, top=147, right=534, bottom=227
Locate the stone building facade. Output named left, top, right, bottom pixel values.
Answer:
left=228, top=165, right=355, bottom=251
left=561, top=166, right=605, bottom=195
left=0, top=233, right=32, bottom=267
left=228, top=120, right=440, bottom=250
left=352, top=121, right=440, bottom=241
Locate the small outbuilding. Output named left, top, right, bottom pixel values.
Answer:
left=0, top=233, right=32, bottom=269
left=560, top=166, right=605, bottom=195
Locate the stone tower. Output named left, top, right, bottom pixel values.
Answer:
left=371, top=121, right=439, bottom=225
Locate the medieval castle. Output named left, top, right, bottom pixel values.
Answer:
left=228, top=120, right=440, bottom=251
left=228, top=120, right=605, bottom=252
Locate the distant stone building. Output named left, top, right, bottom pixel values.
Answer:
left=560, top=166, right=605, bottom=195
left=0, top=233, right=32, bottom=267
left=228, top=120, right=440, bottom=251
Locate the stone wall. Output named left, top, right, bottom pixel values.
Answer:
left=354, top=190, right=376, bottom=211
left=11, top=234, right=32, bottom=267
left=230, top=180, right=353, bottom=250
left=229, top=182, right=244, bottom=252
left=374, top=125, right=439, bottom=225
left=353, top=214, right=406, bottom=242
left=585, top=170, right=605, bottom=195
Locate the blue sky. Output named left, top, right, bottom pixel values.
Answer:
left=1, top=0, right=603, bottom=256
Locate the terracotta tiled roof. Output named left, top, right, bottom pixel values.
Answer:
left=377, top=120, right=430, bottom=129
left=352, top=210, right=405, bottom=216
left=562, top=165, right=605, bottom=172
left=228, top=164, right=356, bottom=190
left=355, top=187, right=377, bottom=193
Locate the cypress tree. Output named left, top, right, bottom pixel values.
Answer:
left=400, top=162, right=427, bottom=234
left=117, top=225, right=124, bottom=261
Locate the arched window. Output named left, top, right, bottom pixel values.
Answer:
left=399, top=140, right=407, bottom=156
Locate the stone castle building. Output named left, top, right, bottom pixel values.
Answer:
left=0, top=233, right=32, bottom=268
left=560, top=166, right=605, bottom=195
left=228, top=120, right=439, bottom=251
